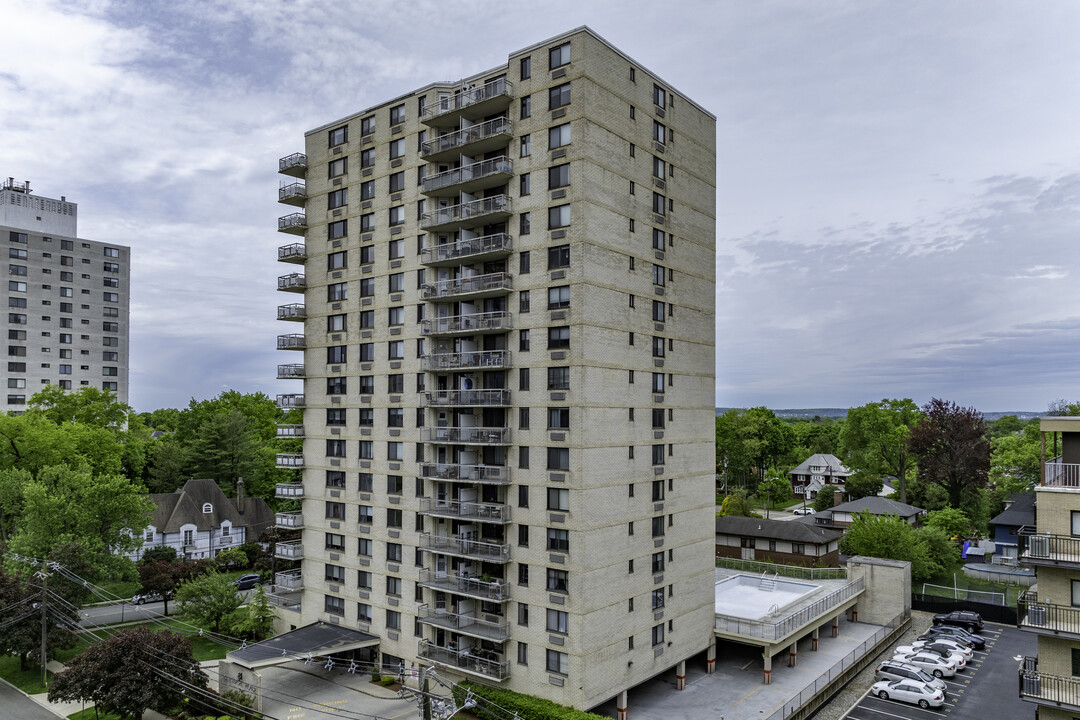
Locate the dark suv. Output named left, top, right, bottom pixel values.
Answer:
left=932, top=610, right=983, bottom=632
left=233, top=574, right=262, bottom=591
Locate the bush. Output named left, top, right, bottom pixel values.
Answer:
left=452, top=680, right=610, bottom=720
left=380, top=675, right=396, bottom=686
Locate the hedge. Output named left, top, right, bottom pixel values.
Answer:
left=451, top=680, right=610, bottom=720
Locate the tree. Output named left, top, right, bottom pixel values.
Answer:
left=48, top=626, right=208, bottom=720
left=990, top=421, right=1041, bottom=492
left=715, top=408, right=795, bottom=489
left=214, top=547, right=248, bottom=571
left=231, top=585, right=276, bottom=642
left=758, top=475, right=792, bottom=517
left=844, top=471, right=883, bottom=502
left=190, top=410, right=258, bottom=496
left=0, top=563, right=82, bottom=672
left=145, top=438, right=190, bottom=494
left=907, top=398, right=990, bottom=511
left=838, top=511, right=949, bottom=582
left=916, top=525, right=962, bottom=577
left=839, top=399, right=922, bottom=504
left=812, top=489, right=836, bottom=513
left=175, top=570, right=243, bottom=633
left=923, top=507, right=971, bottom=539
left=138, top=556, right=210, bottom=617
left=719, top=489, right=755, bottom=517
left=26, top=385, right=133, bottom=430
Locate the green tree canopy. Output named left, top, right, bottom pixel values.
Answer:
left=844, top=471, right=884, bottom=502
left=923, top=507, right=972, bottom=539
left=838, top=511, right=954, bottom=582
left=719, top=489, right=755, bottom=517
left=175, top=570, right=243, bottom=633
left=838, top=399, right=922, bottom=503
left=716, top=408, right=795, bottom=488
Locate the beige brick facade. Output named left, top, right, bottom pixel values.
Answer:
left=273, top=27, right=716, bottom=710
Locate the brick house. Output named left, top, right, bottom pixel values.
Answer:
left=788, top=453, right=851, bottom=499
left=715, top=515, right=843, bottom=567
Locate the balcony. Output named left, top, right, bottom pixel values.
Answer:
left=422, top=157, right=514, bottom=197
left=278, top=243, right=307, bottom=264
left=1019, top=656, right=1080, bottom=713
left=419, top=462, right=510, bottom=484
left=421, top=78, right=514, bottom=127
left=420, top=427, right=512, bottom=446
left=1045, top=461, right=1080, bottom=488
left=275, top=569, right=304, bottom=592
left=418, top=604, right=510, bottom=641
left=278, top=181, right=307, bottom=207
left=277, top=303, right=306, bottom=321
left=419, top=498, right=511, bottom=524
left=275, top=512, right=304, bottom=529
left=277, top=273, right=306, bottom=293
left=421, top=116, right=513, bottom=162
left=418, top=533, right=510, bottom=562
left=420, top=312, right=512, bottom=337
left=418, top=568, right=509, bottom=602
left=421, top=233, right=511, bottom=267
left=418, top=640, right=509, bottom=681
left=275, top=482, right=304, bottom=499
left=277, top=364, right=305, bottom=380
left=276, top=453, right=304, bottom=469
left=277, top=334, right=305, bottom=350
left=422, top=389, right=510, bottom=408
left=278, top=212, right=307, bottom=235
left=1018, top=592, right=1080, bottom=639
left=276, top=424, right=304, bottom=438
left=421, top=195, right=511, bottom=232
left=422, top=350, right=511, bottom=372
left=276, top=393, right=305, bottom=409
left=421, top=272, right=512, bottom=301
left=1018, top=528, right=1080, bottom=568
left=279, top=153, right=307, bottom=177
left=275, top=540, right=304, bottom=560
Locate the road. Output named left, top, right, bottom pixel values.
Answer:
left=79, top=589, right=256, bottom=627
left=0, top=678, right=62, bottom=720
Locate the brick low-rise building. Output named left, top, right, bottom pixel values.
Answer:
left=715, top=515, right=842, bottom=568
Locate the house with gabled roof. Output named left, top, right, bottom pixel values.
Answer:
left=130, top=478, right=274, bottom=561
left=715, top=515, right=844, bottom=567
left=788, top=453, right=852, bottom=499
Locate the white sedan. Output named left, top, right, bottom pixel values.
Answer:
left=871, top=679, right=945, bottom=709
left=896, top=645, right=966, bottom=670
left=892, top=652, right=957, bottom=677
left=914, top=637, right=974, bottom=660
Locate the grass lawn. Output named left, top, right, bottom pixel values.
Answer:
left=154, top=618, right=233, bottom=661
left=0, top=654, right=52, bottom=694
left=95, top=578, right=140, bottom=601
left=67, top=709, right=126, bottom=720
left=919, top=566, right=1027, bottom=606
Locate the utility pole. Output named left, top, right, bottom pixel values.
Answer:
left=36, top=566, right=50, bottom=688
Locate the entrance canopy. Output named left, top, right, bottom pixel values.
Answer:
left=226, top=621, right=380, bottom=669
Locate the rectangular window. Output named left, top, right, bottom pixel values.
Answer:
left=520, top=134, right=531, bottom=157
left=520, top=95, right=531, bottom=119
left=549, top=42, right=570, bottom=69
left=361, top=115, right=375, bottom=135
left=548, top=205, right=570, bottom=229
left=326, top=408, right=346, bottom=426
left=547, top=286, right=569, bottom=309
left=520, top=173, right=531, bottom=197
left=390, top=104, right=405, bottom=125
left=546, top=649, right=569, bottom=675
left=548, top=164, right=570, bottom=189
left=549, top=123, right=571, bottom=149
left=518, top=329, right=530, bottom=352
left=652, top=624, right=664, bottom=647
left=389, top=171, right=405, bottom=192
left=653, top=84, right=667, bottom=108
left=547, top=487, right=569, bottom=511
left=519, top=446, right=530, bottom=469
left=328, top=158, right=347, bottom=178
left=326, top=439, right=346, bottom=458
left=520, top=56, right=531, bottom=79
left=329, top=125, right=348, bottom=146
left=546, top=569, right=569, bottom=594
left=519, top=367, right=530, bottom=390
left=358, top=440, right=373, bottom=459
left=547, top=447, right=569, bottom=471
left=387, top=543, right=403, bottom=563
left=548, top=407, right=569, bottom=429
left=327, top=282, right=347, bottom=301
left=546, top=609, right=569, bottom=634
left=547, top=528, right=569, bottom=552
left=653, top=336, right=665, bottom=357
left=389, top=206, right=405, bottom=226
left=653, top=121, right=666, bottom=145
left=518, top=290, right=530, bottom=313
left=547, top=326, right=569, bottom=349
left=547, top=367, right=569, bottom=389
left=549, top=82, right=571, bottom=110
left=324, top=595, right=345, bottom=615
left=547, top=244, right=570, bottom=269
left=520, top=212, right=531, bottom=235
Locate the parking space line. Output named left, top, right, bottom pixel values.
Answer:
left=857, top=703, right=948, bottom=718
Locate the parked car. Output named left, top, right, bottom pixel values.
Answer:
left=933, top=610, right=983, bottom=632
left=923, top=624, right=986, bottom=649
left=130, top=591, right=164, bottom=605
left=233, top=574, right=262, bottom=590
left=791, top=507, right=814, bottom=515
left=893, top=651, right=957, bottom=677
left=913, top=636, right=974, bottom=660
left=871, top=679, right=945, bottom=709
left=873, top=660, right=948, bottom=693
left=896, top=644, right=967, bottom=670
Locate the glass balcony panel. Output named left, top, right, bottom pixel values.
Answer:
left=276, top=424, right=304, bottom=438
left=278, top=303, right=306, bottom=321
left=420, top=312, right=511, bottom=336
left=275, top=512, right=304, bottom=529
left=275, top=569, right=304, bottom=591
left=421, top=117, right=513, bottom=162
left=418, top=533, right=510, bottom=562
left=278, top=181, right=307, bottom=206
left=422, top=157, right=513, bottom=196
left=420, top=195, right=512, bottom=232
left=278, top=243, right=307, bottom=264
left=417, top=568, right=509, bottom=602
left=421, top=233, right=511, bottom=267
left=419, top=498, right=511, bottom=523
left=278, top=212, right=307, bottom=235
left=277, top=273, right=306, bottom=293
left=275, top=393, right=305, bottom=408
left=420, top=272, right=512, bottom=301
left=277, top=364, right=304, bottom=380
left=417, top=603, right=509, bottom=641
left=417, top=640, right=509, bottom=681
left=274, top=540, right=304, bottom=559
left=421, top=77, right=514, bottom=126
left=275, top=482, right=304, bottom=499
left=422, top=349, right=511, bottom=372
left=277, top=334, right=305, bottom=350
left=420, top=428, right=512, bottom=446
left=276, top=453, right=304, bottom=468
left=279, top=152, right=307, bottom=177
left=422, top=389, right=510, bottom=408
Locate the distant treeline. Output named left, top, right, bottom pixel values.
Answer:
left=715, top=407, right=1041, bottom=421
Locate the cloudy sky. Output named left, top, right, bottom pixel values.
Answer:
left=2, top=1, right=1077, bottom=413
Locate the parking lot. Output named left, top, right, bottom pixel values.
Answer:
left=843, top=621, right=1034, bottom=720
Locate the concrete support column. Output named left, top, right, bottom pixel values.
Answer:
left=706, top=641, right=716, bottom=674
left=676, top=660, right=686, bottom=690
left=851, top=604, right=858, bottom=623
left=811, top=627, right=819, bottom=651
left=832, top=614, right=840, bottom=638
left=788, top=642, right=797, bottom=667
left=763, top=651, right=772, bottom=684
left=616, top=690, right=628, bottom=720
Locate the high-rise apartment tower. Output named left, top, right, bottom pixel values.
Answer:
left=0, top=178, right=131, bottom=408
left=273, top=27, right=716, bottom=710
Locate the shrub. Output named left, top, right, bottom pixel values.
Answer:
left=380, top=675, right=396, bottom=686
left=452, top=680, right=610, bottom=720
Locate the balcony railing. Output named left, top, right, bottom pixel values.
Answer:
left=277, top=303, right=306, bottom=321
left=275, top=482, right=304, bottom=499
left=715, top=577, right=864, bottom=642
left=419, top=498, right=511, bottom=523
left=421, top=272, right=512, bottom=301
left=420, top=312, right=511, bottom=336
left=421, top=233, right=512, bottom=267
left=278, top=181, right=307, bottom=206
left=418, top=604, right=509, bottom=641
left=275, top=541, right=304, bottom=560
left=275, top=569, right=304, bottom=592
left=422, top=350, right=511, bottom=372
left=1018, top=592, right=1080, bottom=638
left=422, top=78, right=514, bottom=124
left=277, top=364, right=304, bottom=380
left=1018, top=528, right=1080, bottom=567
left=276, top=424, right=304, bottom=438
left=418, top=568, right=509, bottom=601
left=275, top=512, right=304, bottom=529
left=420, top=195, right=512, bottom=232
left=276, top=393, right=305, bottom=409
left=422, top=156, right=513, bottom=195
left=1019, top=656, right=1080, bottom=712
left=419, top=463, right=510, bottom=484
left=421, top=116, right=513, bottom=161
left=1045, top=462, right=1080, bottom=488
left=278, top=212, right=307, bottom=235
left=418, top=640, right=509, bottom=681
left=422, top=389, right=510, bottom=407
left=279, top=152, right=307, bottom=177
left=419, top=533, right=510, bottom=562
left=420, top=427, right=512, bottom=446
left=277, top=273, right=306, bottom=292
left=278, top=243, right=306, bottom=264
left=276, top=453, right=303, bottom=469
left=277, top=334, right=305, bottom=350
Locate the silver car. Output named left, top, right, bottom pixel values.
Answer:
left=873, top=660, right=948, bottom=693
left=892, top=651, right=957, bottom=677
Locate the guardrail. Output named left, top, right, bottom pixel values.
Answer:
left=715, top=556, right=847, bottom=580
left=714, top=577, right=864, bottom=641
